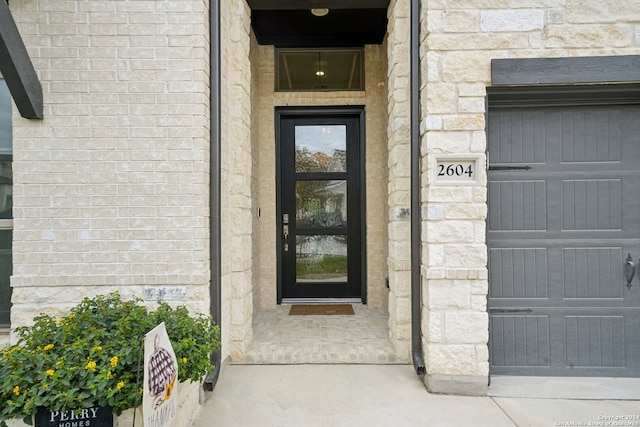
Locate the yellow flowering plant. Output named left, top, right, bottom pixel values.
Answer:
left=0, top=293, right=220, bottom=426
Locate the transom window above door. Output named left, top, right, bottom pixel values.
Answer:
left=276, top=48, right=364, bottom=92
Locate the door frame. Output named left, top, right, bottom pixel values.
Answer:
left=275, top=106, right=367, bottom=304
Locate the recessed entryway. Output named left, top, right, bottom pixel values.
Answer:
left=238, top=305, right=401, bottom=364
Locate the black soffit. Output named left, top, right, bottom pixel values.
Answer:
left=247, top=0, right=390, bottom=48
left=0, top=0, right=43, bottom=119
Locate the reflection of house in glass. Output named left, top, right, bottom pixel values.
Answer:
left=296, top=235, right=347, bottom=282
left=325, top=148, right=346, bottom=224
left=296, top=148, right=348, bottom=282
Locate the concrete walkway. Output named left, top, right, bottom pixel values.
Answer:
left=191, top=365, right=640, bottom=427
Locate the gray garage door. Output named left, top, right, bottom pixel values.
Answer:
left=487, top=97, right=640, bottom=377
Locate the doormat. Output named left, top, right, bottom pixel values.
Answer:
left=288, top=304, right=355, bottom=315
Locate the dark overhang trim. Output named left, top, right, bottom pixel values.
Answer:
left=487, top=83, right=640, bottom=108
left=0, top=0, right=43, bottom=119
left=492, top=55, right=640, bottom=86
left=247, top=0, right=389, bottom=10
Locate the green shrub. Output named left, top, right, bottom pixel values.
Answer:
left=0, top=292, right=220, bottom=425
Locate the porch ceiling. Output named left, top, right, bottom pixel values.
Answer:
left=246, top=0, right=390, bottom=47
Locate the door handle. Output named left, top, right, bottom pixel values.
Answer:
left=283, top=214, right=289, bottom=252
left=624, top=253, right=635, bottom=289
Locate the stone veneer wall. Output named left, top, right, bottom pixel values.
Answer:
left=220, top=0, right=253, bottom=362
left=251, top=43, right=390, bottom=312
left=420, top=0, right=640, bottom=395
left=386, top=0, right=412, bottom=362
left=9, top=0, right=212, bottom=329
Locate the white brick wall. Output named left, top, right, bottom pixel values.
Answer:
left=10, top=0, right=211, bottom=326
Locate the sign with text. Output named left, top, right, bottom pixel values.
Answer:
left=433, top=156, right=481, bottom=185
left=143, top=322, right=178, bottom=427
left=35, top=406, right=113, bottom=427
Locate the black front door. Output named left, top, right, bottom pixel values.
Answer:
left=277, top=107, right=365, bottom=302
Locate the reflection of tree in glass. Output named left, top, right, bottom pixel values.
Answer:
left=295, top=147, right=331, bottom=173
left=295, top=147, right=343, bottom=227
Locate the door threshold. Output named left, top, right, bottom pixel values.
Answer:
left=281, top=298, right=363, bottom=305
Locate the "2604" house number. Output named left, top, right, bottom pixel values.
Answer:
left=435, top=159, right=478, bottom=183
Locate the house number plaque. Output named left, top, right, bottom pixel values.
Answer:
left=433, top=156, right=481, bottom=185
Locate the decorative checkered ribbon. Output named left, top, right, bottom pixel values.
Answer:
left=147, top=346, right=176, bottom=396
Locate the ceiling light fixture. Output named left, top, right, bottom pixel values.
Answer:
left=311, top=8, right=329, bottom=17
left=315, top=53, right=326, bottom=77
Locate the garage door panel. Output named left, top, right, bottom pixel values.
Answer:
left=562, top=179, right=622, bottom=230
left=489, top=111, right=546, bottom=164
left=488, top=180, right=547, bottom=231
left=489, top=248, right=548, bottom=299
left=562, top=248, right=624, bottom=299
left=561, top=110, right=621, bottom=163
left=490, top=315, right=550, bottom=368
left=565, top=316, right=625, bottom=368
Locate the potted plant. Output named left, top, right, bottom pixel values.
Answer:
left=0, top=292, right=220, bottom=427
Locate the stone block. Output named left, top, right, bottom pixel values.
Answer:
left=424, top=312, right=442, bottom=343
left=426, top=220, right=475, bottom=243
left=425, top=244, right=445, bottom=266
left=426, top=204, right=444, bottom=220
left=427, top=280, right=471, bottom=310
left=458, top=96, right=486, bottom=114
left=388, top=220, right=411, bottom=240
left=426, top=83, right=457, bottom=114
left=427, top=10, right=480, bottom=33
left=458, top=83, right=487, bottom=97
left=426, top=130, right=471, bottom=153
left=545, top=24, right=632, bottom=48
left=470, top=131, right=487, bottom=153
left=443, top=114, right=485, bottom=131
left=421, top=115, right=442, bottom=132
left=480, top=9, right=544, bottom=32
left=444, top=311, right=488, bottom=343
left=547, top=8, right=565, bottom=25
left=389, top=270, right=411, bottom=298
left=426, top=343, right=478, bottom=376
left=230, top=294, right=252, bottom=327
left=426, top=186, right=473, bottom=203
left=566, top=0, right=640, bottom=24
left=444, top=244, right=487, bottom=268
left=444, top=203, right=487, bottom=220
